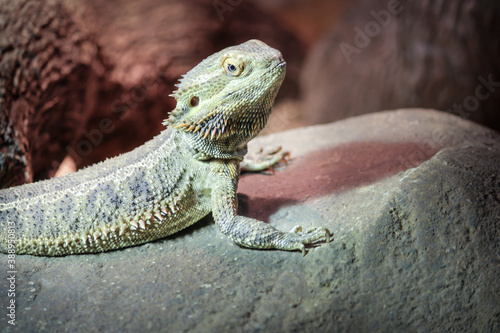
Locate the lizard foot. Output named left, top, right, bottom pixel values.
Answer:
left=275, top=226, right=331, bottom=256
left=241, top=146, right=290, bottom=173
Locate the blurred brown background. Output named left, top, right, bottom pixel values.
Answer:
left=1, top=0, right=499, bottom=187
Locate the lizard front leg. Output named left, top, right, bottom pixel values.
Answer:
left=210, top=160, right=330, bottom=255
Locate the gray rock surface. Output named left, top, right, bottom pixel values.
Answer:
left=1, top=109, right=499, bottom=332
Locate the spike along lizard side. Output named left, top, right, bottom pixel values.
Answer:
left=0, top=39, right=330, bottom=256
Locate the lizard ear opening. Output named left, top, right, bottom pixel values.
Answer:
left=189, top=96, right=199, bottom=107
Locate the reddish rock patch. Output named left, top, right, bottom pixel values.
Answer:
left=238, top=141, right=437, bottom=220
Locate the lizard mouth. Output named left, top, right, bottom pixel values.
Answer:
left=215, top=59, right=285, bottom=138
left=269, top=58, right=286, bottom=73
left=276, top=59, right=286, bottom=68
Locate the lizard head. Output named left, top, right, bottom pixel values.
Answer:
left=165, top=39, right=286, bottom=159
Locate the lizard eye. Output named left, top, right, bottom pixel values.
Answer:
left=223, top=57, right=244, bottom=77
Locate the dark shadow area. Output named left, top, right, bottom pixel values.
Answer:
left=239, top=141, right=438, bottom=221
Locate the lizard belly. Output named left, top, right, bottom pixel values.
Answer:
left=0, top=166, right=213, bottom=256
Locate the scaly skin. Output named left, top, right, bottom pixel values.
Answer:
left=0, top=39, right=329, bottom=256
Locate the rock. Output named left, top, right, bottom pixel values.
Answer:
left=1, top=109, right=499, bottom=332
left=301, top=0, right=500, bottom=132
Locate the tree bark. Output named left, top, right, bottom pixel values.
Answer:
left=0, top=0, right=100, bottom=186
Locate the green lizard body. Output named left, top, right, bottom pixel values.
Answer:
left=0, top=39, right=329, bottom=256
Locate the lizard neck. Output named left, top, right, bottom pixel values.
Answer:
left=176, top=129, right=249, bottom=161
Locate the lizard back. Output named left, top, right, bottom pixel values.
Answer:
left=0, top=129, right=213, bottom=255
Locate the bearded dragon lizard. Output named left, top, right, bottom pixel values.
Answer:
left=0, top=39, right=329, bottom=256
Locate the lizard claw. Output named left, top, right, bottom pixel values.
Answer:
left=276, top=225, right=331, bottom=255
